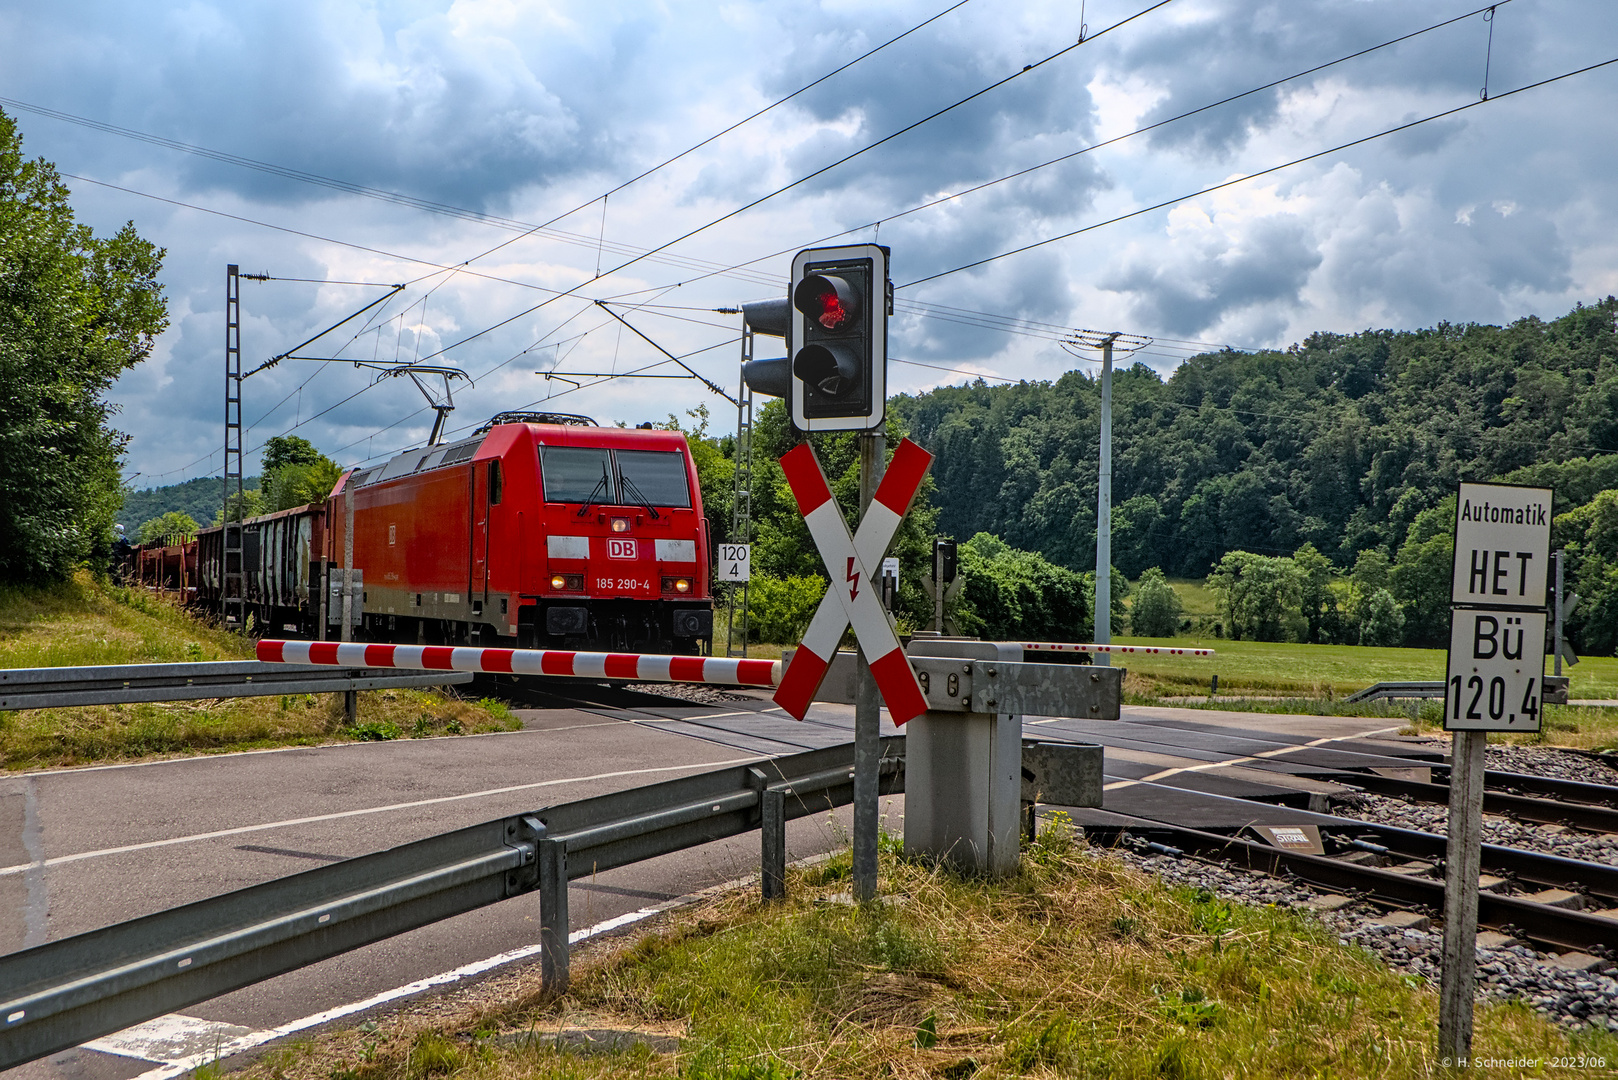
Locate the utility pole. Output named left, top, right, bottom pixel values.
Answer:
left=1094, top=332, right=1119, bottom=665
left=1554, top=550, right=1564, bottom=677
left=853, top=430, right=885, bottom=903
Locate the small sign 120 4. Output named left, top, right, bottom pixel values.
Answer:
left=719, top=543, right=750, bottom=582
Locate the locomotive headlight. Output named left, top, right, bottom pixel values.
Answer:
left=610, top=517, right=630, bottom=533
left=551, top=575, right=567, bottom=590
left=551, top=574, right=583, bottom=592
left=662, top=576, right=692, bottom=594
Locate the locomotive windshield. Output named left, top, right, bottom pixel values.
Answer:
left=616, top=450, right=692, bottom=509
left=541, top=446, right=616, bottom=503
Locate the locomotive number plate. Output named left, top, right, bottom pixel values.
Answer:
left=597, top=575, right=655, bottom=594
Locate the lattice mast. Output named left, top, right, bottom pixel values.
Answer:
left=222, top=264, right=244, bottom=630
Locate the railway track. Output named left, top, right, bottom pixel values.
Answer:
left=1084, top=810, right=1618, bottom=956
left=1338, top=766, right=1618, bottom=834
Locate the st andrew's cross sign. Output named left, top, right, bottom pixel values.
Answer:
left=773, top=438, right=932, bottom=725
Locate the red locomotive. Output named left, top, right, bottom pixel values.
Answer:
left=180, top=413, right=714, bottom=653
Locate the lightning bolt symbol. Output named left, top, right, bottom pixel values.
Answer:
left=847, top=556, right=860, bottom=602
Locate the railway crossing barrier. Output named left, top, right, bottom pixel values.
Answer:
left=0, top=733, right=1102, bottom=1071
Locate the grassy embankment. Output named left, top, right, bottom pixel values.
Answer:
left=0, top=574, right=520, bottom=771
left=231, top=823, right=1615, bottom=1080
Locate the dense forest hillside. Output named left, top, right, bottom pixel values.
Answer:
left=893, top=299, right=1618, bottom=579
left=118, top=476, right=258, bottom=534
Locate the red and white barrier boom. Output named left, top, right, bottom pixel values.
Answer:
left=1018, top=642, right=1215, bottom=657
left=257, top=640, right=782, bottom=688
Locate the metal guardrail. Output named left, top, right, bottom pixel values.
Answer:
left=0, top=661, right=472, bottom=711
left=0, top=735, right=1100, bottom=1070
left=1344, top=680, right=1445, bottom=703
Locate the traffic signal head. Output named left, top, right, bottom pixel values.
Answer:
left=789, top=244, right=889, bottom=432
left=934, top=537, right=957, bottom=584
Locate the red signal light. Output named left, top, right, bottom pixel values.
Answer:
left=815, top=290, right=849, bottom=330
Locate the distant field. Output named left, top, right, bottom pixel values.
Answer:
left=1111, top=634, right=1618, bottom=699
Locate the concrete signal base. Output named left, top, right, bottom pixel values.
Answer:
left=797, top=637, right=1116, bottom=876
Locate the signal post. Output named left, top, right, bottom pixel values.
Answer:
left=742, top=245, right=897, bottom=901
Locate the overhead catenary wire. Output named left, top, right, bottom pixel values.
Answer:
left=898, top=54, right=1618, bottom=289
left=127, top=7, right=1604, bottom=481
left=404, top=0, right=1181, bottom=370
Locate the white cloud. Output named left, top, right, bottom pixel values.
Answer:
left=0, top=0, right=1611, bottom=486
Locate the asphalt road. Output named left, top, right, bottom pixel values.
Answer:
left=0, top=685, right=1405, bottom=1080
left=1, top=683, right=894, bottom=1080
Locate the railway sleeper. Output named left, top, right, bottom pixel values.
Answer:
left=1333, top=768, right=1618, bottom=834
left=1083, top=818, right=1618, bottom=956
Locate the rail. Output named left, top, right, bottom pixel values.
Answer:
left=0, top=734, right=1101, bottom=1071
left=1085, top=816, right=1618, bottom=955
left=0, top=661, right=472, bottom=711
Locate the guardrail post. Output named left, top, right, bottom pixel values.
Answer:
left=761, top=787, right=786, bottom=901
left=344, top=689, right=358, bottom=724
left=538, top=838, right=569, bottom=995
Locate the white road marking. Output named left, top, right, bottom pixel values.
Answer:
left=113, top=894, right=728, bottom=1078
left=0, top=756, right=760, bottom=878
left=86, top=1014, right=257, bottom=1063
left=1099, top=726, right=1405, bottom=791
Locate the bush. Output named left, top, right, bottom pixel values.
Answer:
left=956, top=532, right=1088, bottom=641
left=1130, top=568, right=1184, bottom=637
left=746, top=574, right=827, bottom=643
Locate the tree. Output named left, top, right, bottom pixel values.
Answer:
left=260, top=435, right=342, bottom=512
left=1293, top=542, right=1346, bottom=644
left=1390, top=498, right=1455, bottom=646
left=213, top=488, right=266, bottom=525
left=1206, top=551, right=1306, bottom=641
left=1130, top=567, right=1184, bottom=637
left=1082, top=565, right=1130, bottom=637
left=1552, top=488, right=1618, bottom=656
left=1358, top=588, right=1405, bottom=647
left=0, top=109, right=167, bottom=582
left=262, top=435, right=324, bottom=474
left=136, top=511, right=199, bottom=546
left=264, top=459, right=342, bottom=512
left=956, top=532, right=1088, bottom=642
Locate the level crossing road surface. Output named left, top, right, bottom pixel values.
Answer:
left=1, top=690, right=1409, bottom=1080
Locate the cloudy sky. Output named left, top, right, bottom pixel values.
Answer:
left=2, top=0, right=1614, bottom=486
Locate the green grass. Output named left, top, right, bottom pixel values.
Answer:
left=1111, top=634, right=1618, bottom=701
left=263, top=824, right=1617, bottom=1080
left=0, top=573, right=521, bottom=770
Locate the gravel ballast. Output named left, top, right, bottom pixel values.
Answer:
left=1108, top=842, right=1618, bottom=1032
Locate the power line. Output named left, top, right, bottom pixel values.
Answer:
left=408, top=0, right=1180, bottom=368
left=899, top=54, right=1618, bottom=289
left=2, top=1, right=979, bottom=281
left=623, top=1, right=1510, bottom=307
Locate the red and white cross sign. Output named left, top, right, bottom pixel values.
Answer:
left=773, top=437, right=932, bottom=724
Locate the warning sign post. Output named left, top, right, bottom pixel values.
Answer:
left=1439, top=482, right=1552, bottom=1062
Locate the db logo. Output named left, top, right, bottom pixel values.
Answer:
left=607, top=538, right=638, bottom=560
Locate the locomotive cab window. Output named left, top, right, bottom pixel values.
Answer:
left=487, top=460, right=503, bottom=505
left=615, top=450, right=692, bottom=509
left=541, top=446, right=616, bottom=504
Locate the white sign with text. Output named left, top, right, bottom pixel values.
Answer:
left=1450, top=482, right=1552, bottom=609
left=1444, top=608, right=1546, bottom=732
left=719, top=543, right=751, bottom=582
